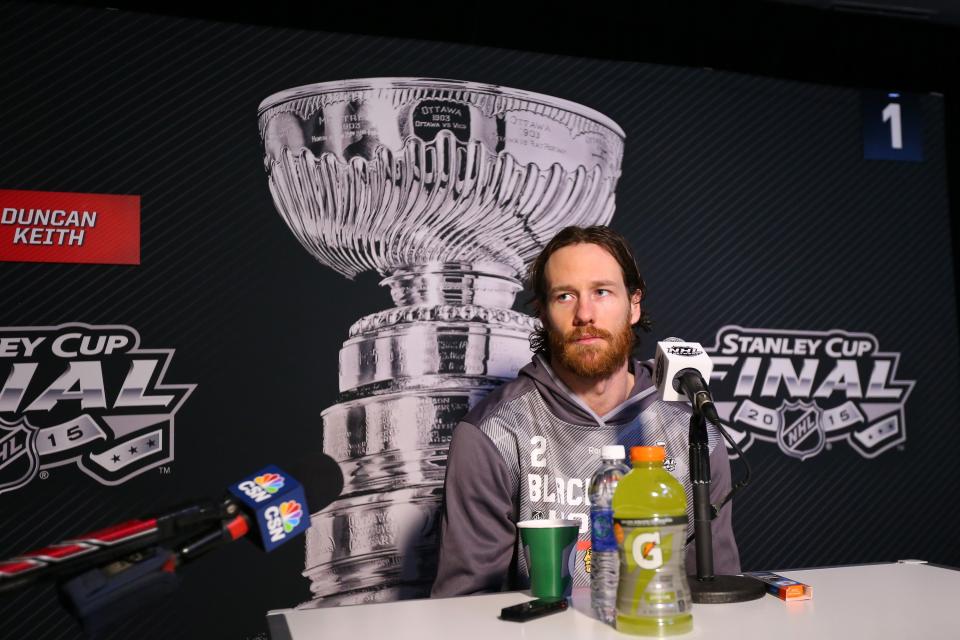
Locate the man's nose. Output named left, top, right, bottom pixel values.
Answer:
left=573, top=297, right=595, bottom=325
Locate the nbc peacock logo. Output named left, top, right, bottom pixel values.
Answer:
left=254, top=472, right=285, bottom=494
left=280, top=500, right=303, bottom=533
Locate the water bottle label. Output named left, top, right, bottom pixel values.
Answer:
left=590, top=508, right=617, bottom=552
left=614, top=517, right=691, bottom=617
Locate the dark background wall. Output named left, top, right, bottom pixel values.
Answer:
left=1, top=2, right=957, bottom=639
left=20, top=0, right=959, bottom=296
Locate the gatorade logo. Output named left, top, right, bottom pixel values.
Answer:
left=633, top=532, right=663, bottom=570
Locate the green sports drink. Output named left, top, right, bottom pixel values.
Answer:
left=612, top=446, right=692, bottom=636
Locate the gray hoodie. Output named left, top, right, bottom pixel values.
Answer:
left=431, top=354, right=741, bottom=597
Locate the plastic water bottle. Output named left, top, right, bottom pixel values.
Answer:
left=613, top=445, right=692, bottom=636
left=589, top=444, right=630, bottom=625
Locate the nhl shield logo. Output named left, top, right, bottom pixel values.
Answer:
left=0, top=417, right=39, bottom=492
left=777, top=401, right=825, bottom=461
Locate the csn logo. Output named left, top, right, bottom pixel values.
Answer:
left=706, top=327, right=914, bottom=460
left=265, top=500, right=303, bottom=543
left=0, top=324, right=195, bottom=493
left=237, top=474, right=286, bottom=503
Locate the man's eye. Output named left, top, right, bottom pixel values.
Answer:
left=556, top=293, right=573, bottom=302
left=596, top=289, right=610, bottom=297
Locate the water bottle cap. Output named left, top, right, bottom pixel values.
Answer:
left=601, top=445, right=626, bottom=460
left=630, top=446, right=666, bottom=463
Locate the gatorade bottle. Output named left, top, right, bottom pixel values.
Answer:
left=613, top=446, right=692, bottom=636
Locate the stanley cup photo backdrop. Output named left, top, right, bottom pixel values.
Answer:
left=0, top=3, right=958, bottom=639
left=259, top=78, right=624, bottom=604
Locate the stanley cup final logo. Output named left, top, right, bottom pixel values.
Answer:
left=706, top=326, right=915, bottom=461
left=258, top=78, right=625, bottom=604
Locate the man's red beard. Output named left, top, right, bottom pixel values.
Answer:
left=548, top=319, right=635, bottom=379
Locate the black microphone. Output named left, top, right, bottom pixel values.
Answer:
left=673, top=369, right=720, bottom=424
left=0, top=457, right=342, bottom=594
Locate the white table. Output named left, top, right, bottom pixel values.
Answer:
left=267, top=562, right=958, bottom=639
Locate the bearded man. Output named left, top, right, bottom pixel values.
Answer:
left=431, top=226, right=740, bottom=596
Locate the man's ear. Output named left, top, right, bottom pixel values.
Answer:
left=630, top=290, right=642, bottom=325
left=538, top=311, right=550, bottom=330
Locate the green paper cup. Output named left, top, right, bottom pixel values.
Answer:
left=518, top=519, right=580, bottom=600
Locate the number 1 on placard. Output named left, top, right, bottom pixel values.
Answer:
left=882, top=103, right=903, bottom=150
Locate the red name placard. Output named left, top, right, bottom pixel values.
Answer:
left=0, top=189, right=140, bottom=265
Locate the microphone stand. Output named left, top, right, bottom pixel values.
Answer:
left=687, top=407, right=765, bottom=603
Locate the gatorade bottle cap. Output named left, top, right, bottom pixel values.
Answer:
left=630, top=446, right=666, bottom=463
left=601, top=445, right=626, bottom=460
